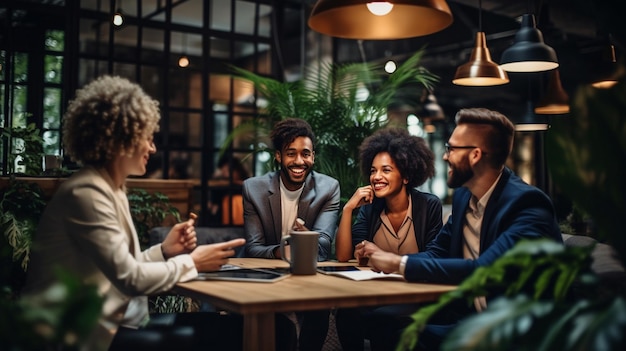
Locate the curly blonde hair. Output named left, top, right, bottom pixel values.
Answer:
left=63, top=75, right=160, bottom=166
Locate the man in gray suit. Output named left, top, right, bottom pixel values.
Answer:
left=242, top=117, right=340, bottom=351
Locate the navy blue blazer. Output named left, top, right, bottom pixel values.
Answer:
left=404, top=167, right=562, bottom=284
left=242, top=170, right=340, bottom=261
left=351, top=189, right=443, bottom=255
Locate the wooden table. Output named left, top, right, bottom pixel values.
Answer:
left=174, top=258, right=456, bottom=351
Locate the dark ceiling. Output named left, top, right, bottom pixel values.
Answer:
left=300, top=0, right=625, bottom=123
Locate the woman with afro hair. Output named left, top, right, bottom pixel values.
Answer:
left=334, top=127, right=442, bottom=351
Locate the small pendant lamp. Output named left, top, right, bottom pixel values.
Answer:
left=308, top=0, right=453, bottom=40
left=452, top=0, right=509, bottom=86
left=500, top=14, right=559, bottom=72
left=516, top=100, right=549, bottom=131
left=534, top=69, right=569, bottom=114
left=591, top=38, right=620, bottom=89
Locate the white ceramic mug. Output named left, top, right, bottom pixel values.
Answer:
left=280, top=230, right=319, bottom=275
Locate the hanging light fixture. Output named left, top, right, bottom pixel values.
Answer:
left=113, top=9, right=124, bottom=26
left=178, top=33, right=190, bottom=68
left=500, top=14, right=558, bottom=72
left=308, top=0, right=453, bottom=40
left=422, top=91, right=445, bottom=122
left=591, top=37, right=620, bottom=89
left=534, top=69, right=569, bottom=114
left=516, top=100, right=549, bottom=131
left=453, top=0, right=509, bottom=86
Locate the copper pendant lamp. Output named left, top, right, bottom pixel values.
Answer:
left=591, top=41, right=619, bottom=89
left=453, top=0, right=508, bottom=86
left=534, top=69, right=569, bottom=114
left=308, top=0, right=453, bottom=40
left=453, top=32, right=509, bottom=86
left=500, top=14, right=559, bottom=72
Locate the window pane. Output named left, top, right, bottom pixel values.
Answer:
left=169, top=111, right=202, bottom=148
left=44, top=55, right=63, bottom=83
left=80, top=0, right=99, bottom=11
left=0, top=85, right=5, bottom=126
left=45, top=30, right=65, bottom=52
left=12, top=85, right=28, bottom=128
left=79, top=58, right=108, bottom=86
left=211, top=0, right=231, bottom=31
left=43, top=130, right=60, bottom=155
left=142, top=28, right=164, bottom=63
left=114, top=25, right=137, bottom=61
left=140, top=65, right=163, bottom=101
left=233, top=40, right=259, bottom=60
left=258, top=4, right=272, bottom=38
left=212, top=106, right=228, bottom=148
left=79, top=19, right=102, bottom=55
left=43, top=88, right=61, bottom=129
left=187, top=112, right=203, bottom=148
left=0, top=50, right=5, bottom=80
left=172, top=0, right=203, bottom=27
left=169, top=69, right=201, bottom=109
left=211, top=37, right=231, bottom=59
left=209, top=74, right=254, bottom=104
left=256, top=43, right=271, bottom=75
left=14, top=53, right=29, bottom=82
left=187, top=151, right=202, bottom=179
left=235, top=1, right=256, bottom=35
left=112, top=62, right=136, bottom=80
left=231, top=114, right=254, bottom=150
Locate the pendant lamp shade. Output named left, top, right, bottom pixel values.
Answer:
left=500, top=14, right=558, bottom=72
left=591, top=44, right=619, bottom=89
left=515, top=100, right=549, bottom=131
left=308, top=0, right=453, bottom=40
left=453, top=32, right=509, bottom=86
left=423, top=92, right=445, bottom=121
left=535, top=69, right=569, bottom=114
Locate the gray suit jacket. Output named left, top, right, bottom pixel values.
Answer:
left=242, top=171, right=340, bottom=261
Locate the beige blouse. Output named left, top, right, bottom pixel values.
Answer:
left=372, top=196, right=419, bottom=255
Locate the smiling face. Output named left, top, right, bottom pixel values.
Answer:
left=369, top=152, right=407, bottom=199
left=121, top=134, right=157, bottom=177
left=275, top=136, right=315, bottom=190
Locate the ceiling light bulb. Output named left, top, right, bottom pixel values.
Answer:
left=384, top=60, right=397, bottom=73
left=113, top=12, right=124, bottom=26
left=178, top=55, right=189, bottom=68
left=366, top=2, right=393, bottom=16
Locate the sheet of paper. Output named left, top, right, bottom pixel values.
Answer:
left=325, top=270, right=405, bottom=281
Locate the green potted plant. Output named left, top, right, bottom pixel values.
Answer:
left=2, top=123, right=45, bottom=176
left=226, top=49, right=438, bottom=204
left=0, top=179, right=46, bottom=296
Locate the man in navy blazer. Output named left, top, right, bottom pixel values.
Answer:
left=366, top=108, right=562, bottom=349
left=242, top=117, right=340, bottom=351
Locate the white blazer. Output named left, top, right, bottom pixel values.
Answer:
left=23, top=166, right=197, bottom=351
